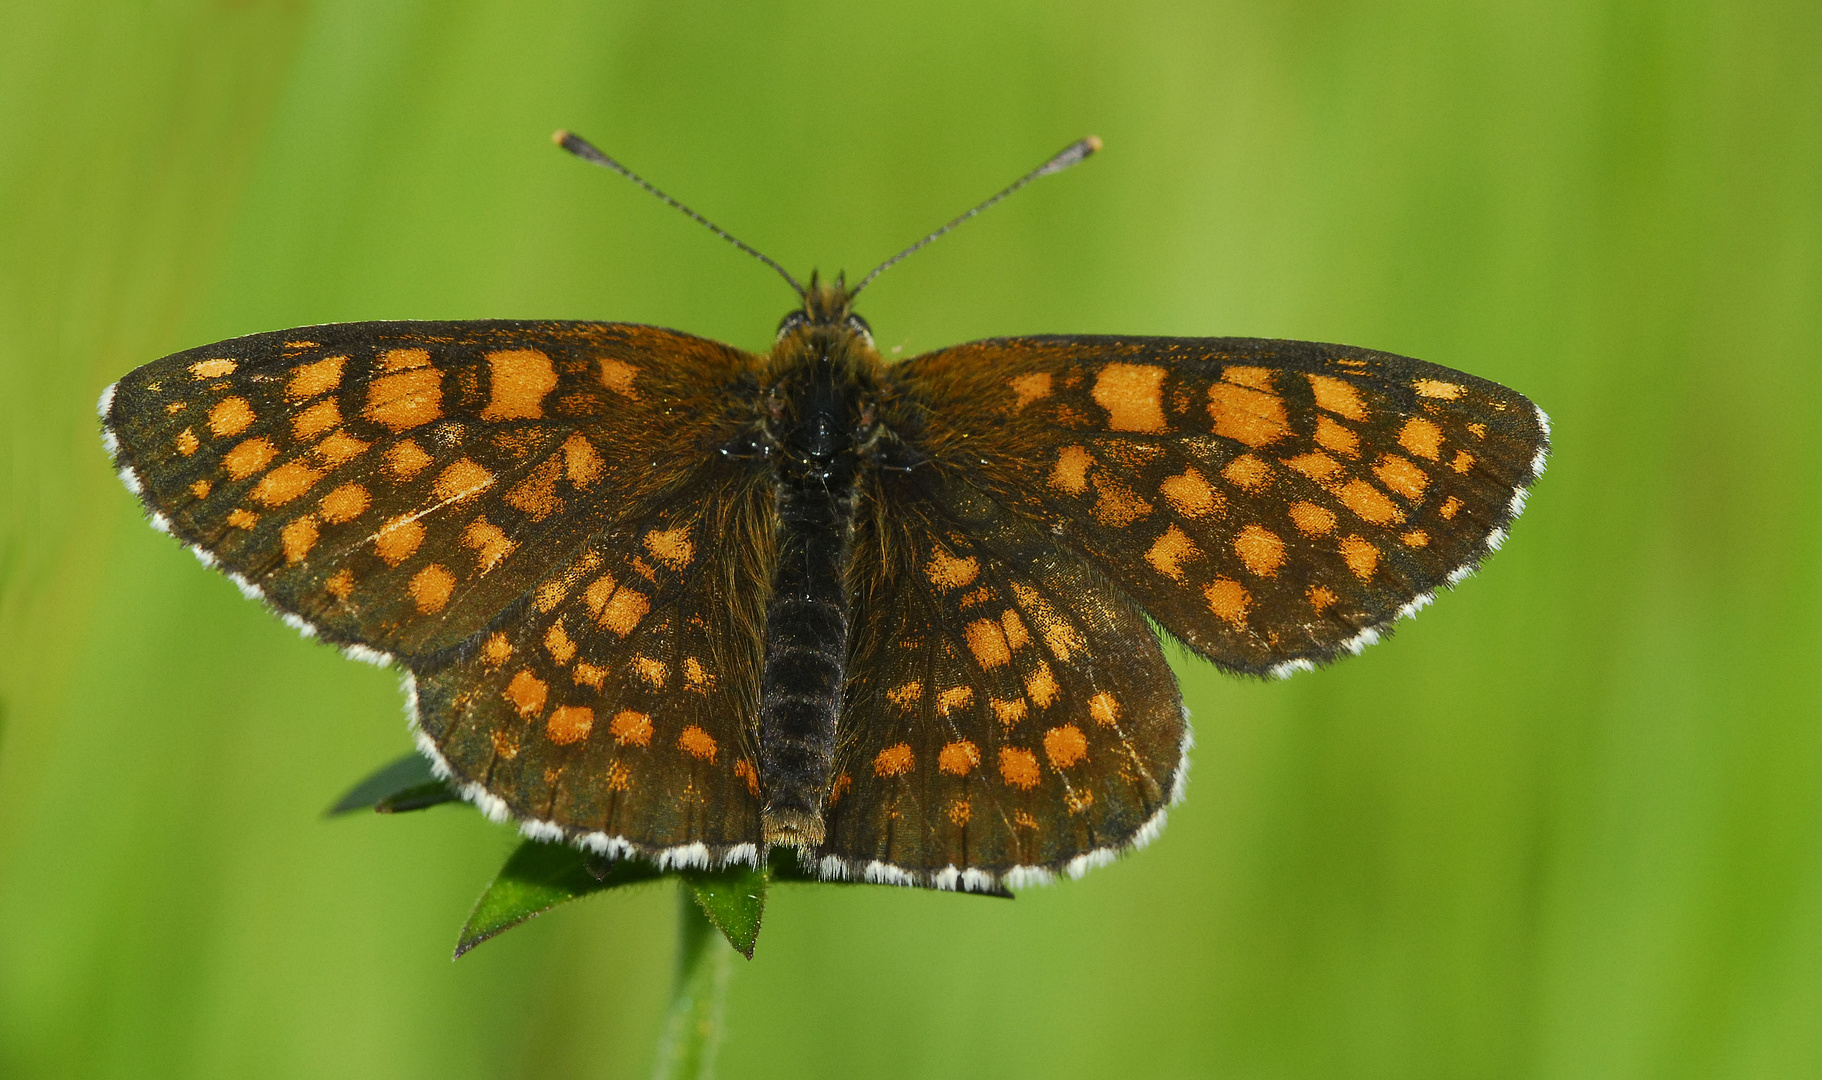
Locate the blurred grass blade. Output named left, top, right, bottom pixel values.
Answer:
left=454, top=840, right=663, bottom=958
left=680, top=863, right=768, bottom=959
left=652, top=889, right=736, bottom=1080
left=325, top=752, right=457, bottom=816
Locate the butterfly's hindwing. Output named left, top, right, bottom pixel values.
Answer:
left=823, top=463, right=1187, bottom=887
left=892, top=336, right=1549, bottom=675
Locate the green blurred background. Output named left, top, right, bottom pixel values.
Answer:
left=3, top=2, right=1819, bottom=1077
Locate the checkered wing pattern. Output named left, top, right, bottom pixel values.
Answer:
left=891, top=336, right=1549, bottom=677
left=823, top=468, right=1187, bottom=887
left=102, top=321, right=774, bottom=858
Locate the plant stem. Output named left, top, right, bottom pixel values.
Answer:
left=651, top=886, right=735, bottom=1079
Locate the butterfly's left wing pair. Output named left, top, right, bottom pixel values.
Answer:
left=817, top=334, right=1547, bottom=887
left=101, top=321, right=774, bottom=866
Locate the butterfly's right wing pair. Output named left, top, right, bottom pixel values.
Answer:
left=823, top=335, right=1548, bottom=888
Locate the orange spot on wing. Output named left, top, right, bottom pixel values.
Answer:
left=364, top=368, right=442, bottom=431
left=1051, top=445, right=1093, bottom=495
left=965, top=619, right=1012, bottom=668
left=1337, top=479, right=1404, bottom=524
left=385, top=439, right=432, bottom=481
left=1146, top=524, right=1200, bottom=581
left=992, top=698, right=1028, bottom=726
left=1092, top=475, right=1153, bottom=526
left=1208, top=382, right=1289, bottom=447
left=190, top=358, right=237, bottom=378
left=1001, top=609, right=1031, bottom=650
left=1009, top=372, right=1052, bottom=411
left=631, top=655, right=667, bottom=687
left=226, top=509, right=257, bottom=529
left=433, top=458, right=494, bottom=503
left=937, top=685, right=975, bottom=714
left=611, top=710, right=652, bottom=746
left=481, top=632, right=512, bottom=665
left=175, top=428, right=200, bottom=456
left=1161, top=466, right=1223, bottom=519
left=948, top=798, right=973, bottom=826
left=1044, top=724, right=1088, bottom=769
left=1290, top=500, right=1337, bottom=536
left=374, top=516, right=426, bottom=566
left=1204, top=577, right=1251, bottom=627
left=1308, top=584, right=1338, bottom=612
left=410, top=563, right=455, bottom=613
left=1092, top=363, right=1169, bottom=432
left=292, top=399, right=340, bottom=441
left=1414, top=379, right=1463, bottom=400
left=504, top=670, right=548, bottom=717
left=644, top=527, right=693, bottom=570
left=1401, top=529, right=1430, bottom=547
left=188, top=480, right=211, bottom=498
left=462, top=517, right=516, bottom=572
left=925, top=546, right=980, bottom=591
left=319, top=482, right=370, bottom=524
left=1088, top=692, right=1120, bottom=726
left=938, top=740, right=980, bottom=775
left=1315, top=416, right=1359, bottom=457
left=1374, top=455, right=1429, bottom=501
left=887, top=681, right=922, bottom=709
left=678, top=725, right=719, bottom=762
left=998, top=747, right=1041, bottom=790
left=1399, top=417, right=1444, bottom=461
left=1451, top=450, right=1475, bottom=473
left=1285, top=452, right=1342, bottom=481
left=1307, top=374, right=1368, bottom=420
left=1221, top=366, right=1274, bottom=390
left=543, top=620, right=576, bottom=664
left=208, top=397, right=255, bottom=438
left=325, top=568, right=354, bottom=599
left=223, top=437, right=277, bottom=479
left=1235, top=524, right=1286, bottom=576
left=572, top=662, right=605, bottom=688
left=599, top=587, right=649, bottom=637
left=281, top=516, right=318, bottom=563
left=599, top=358, right=640, bottom=398
left=286, top=355, right=344, bottom=400
left=1439, top=496, right=1463, bottom=520
left=1222, top=454, right=1273, bottom=492
left=313, top=431, right=368, bottom=466
left=1339, top=536, right=1380, bottom=580
left=505, top=456, right=563, bottom=520
left=491, top=729, right=520, bottom=760
left=547, top=705, right=594, bottom=745
left=1026, top=662, right=1059, bottom=708
left=562, top=434, right=602, bottom=487
left=479, top=349, right=557, bottom=420
left=734, top=758, right=761, bottom=797
left=252, top=461, right=324, bottom=506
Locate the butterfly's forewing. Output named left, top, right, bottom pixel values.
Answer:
left=891, top=336, right=1549, bottom=676
left=103, top=321, right=775, bottom=860
left=825, top=466, right=1187, bottom=887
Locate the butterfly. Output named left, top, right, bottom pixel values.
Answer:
left=98, top=132, right=1548, bottom=892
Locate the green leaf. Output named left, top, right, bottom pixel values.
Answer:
left=680, top=863, right=768, bottom=959
left=652, top=890, right=736, bottom=1080
left=324, top=752, right=458, bottom=816
left=453, top=839, right=663, bottom=958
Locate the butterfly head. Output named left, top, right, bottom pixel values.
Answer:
left=775, top=271, right=874, bottom=351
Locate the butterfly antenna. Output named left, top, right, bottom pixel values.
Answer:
left=848, top=135, right=1102, bottom=300
left=554, top=130, right=806, bottom=298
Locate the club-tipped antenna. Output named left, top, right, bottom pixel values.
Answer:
left=848, top=135, right=1102, bottom=300
left=554, top=130, right=806, bottom=297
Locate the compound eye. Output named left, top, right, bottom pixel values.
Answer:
left=845, top=313, right=874, bottom=346
left=775, top=311, right=808, bottom=339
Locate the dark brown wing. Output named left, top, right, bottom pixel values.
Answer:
left=889, top=336, right=1549, bottom=677
left=820, top=467, right=1189, bottom=890
left=102, top=320, right=774, bottom=864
